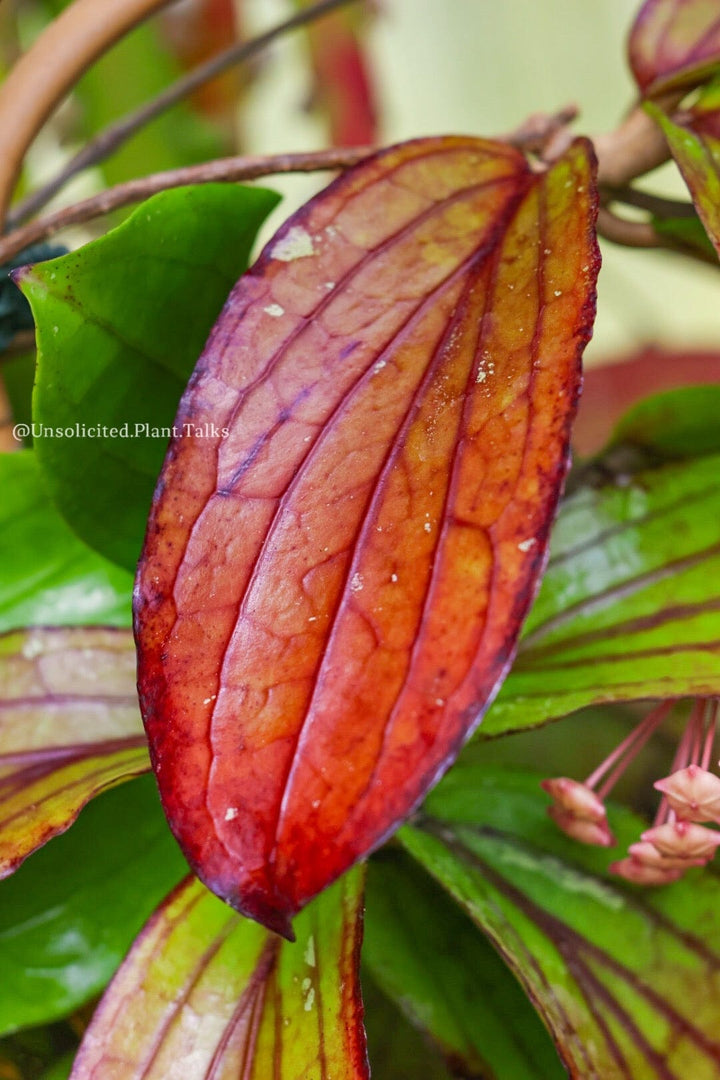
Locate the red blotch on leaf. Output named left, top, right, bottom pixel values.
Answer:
left=134, top=136, right=599, bottom=935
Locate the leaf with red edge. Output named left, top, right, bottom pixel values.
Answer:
left=70, top=867, right=367, bottom=1080
left=134, top=136, right=599, bottom=936
left=629, top=0, right=720, bottom=96
left=646, top=84, right=720, bottom=255
left=0, top=626, right=149, bottom=877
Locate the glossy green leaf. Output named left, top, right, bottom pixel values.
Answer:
left=629, top=0, right=720, bottom=95
left=0, top=775, right=187, bottom=1035
left=646, top=87, right=720, bottom=256
left=404, top=767, right=720, bottom=1079
left=2, top=349, right=34, bottom=445
left=610, top=384, right=720, bottom=458
left=0, top=451, right=133, bottom=632
left=0, top=625, right=149, bottom=877
left=361, top=977, right=454, bottom=1080
left=16, top=183, right=279, bottom=571
left=483, top=452, right=720, bottom=735
left=652, top=210, right=718, bottom=263
left=364, top=853, right=564, bottom=1079
left=70, top=869, right=368, bottom=1080
left=574, top=347, right=720, bottom=458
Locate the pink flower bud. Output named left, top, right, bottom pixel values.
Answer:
left=541, top=777, right=607, bottom=822
left=548, top=805, right=615, bottom=847
left=627, top=841, right=707, bottom=870
left=610, top=857, right=686, bottom=886
left=654, top=765, right=720, bottom=823
left=641, top=820, right=720, bottom=860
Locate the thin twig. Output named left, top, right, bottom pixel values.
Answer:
left=0, top=148, right=375, bottom=266
left=594, top=104, right=671, bottom=187
left=8, top=0, right=365, bottom=228
left=606, top=186, right=697, bottom=219
left=596, top=205, right=665, bottom=249
left=0, top=107, right=581, bottom=266
left=0, top=0, right=176, bottom=230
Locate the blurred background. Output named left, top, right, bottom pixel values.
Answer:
left=3, top=0, right=720, bottom=364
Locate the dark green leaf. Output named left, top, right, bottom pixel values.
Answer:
left=2, top=350, right=35, bottom=446
left=0, top=451, right=132, bottom=632
left=610, top=384, right=720, bottom=458
left=364, top=852, right=564, bottom=1079
left=405, top=767, right=720, bottom=1079
left=483, top=452, right=720, bottom=735
left=652, top=211, right=718, bottom=263
left=361, top=977, right=454, bottom=1080
left=17, top=183, right=279, bottom=570
left=0, top=775, right=187, bottom=1035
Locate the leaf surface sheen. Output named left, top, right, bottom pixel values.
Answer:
left=16, top=183, right=279, bottom=571
left=484, top=451, right=720, bottom=735
left=629, top=0, right=720, bottom=95
left=69, top=868, right=367, bottom=1080
left=0, top=625, right=148, bottom=877
left=135, top=136, right=599, bottom=934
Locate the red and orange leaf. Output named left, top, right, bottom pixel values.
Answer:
left=134, top=136, right=599, bottom=936
left=0, top=626, right=149, bottom=877
left=629, top=0, right=720, bottom=96
left=70, top=868, right=367, bottom=1080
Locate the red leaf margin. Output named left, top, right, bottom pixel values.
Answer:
left=135, top=136, right=600, bottom=936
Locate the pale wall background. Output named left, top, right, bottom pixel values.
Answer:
left=242, top=0, right=720, bottom=363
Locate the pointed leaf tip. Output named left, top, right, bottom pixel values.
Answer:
left=135, top=135, right=600, bottom=930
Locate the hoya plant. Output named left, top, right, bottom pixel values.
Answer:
left=2, top=0, right=720, bottom=1077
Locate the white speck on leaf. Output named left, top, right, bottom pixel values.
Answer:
left=264, top=303, right=285, bottom=317
left=271, top=226, right=315, bottom=261
left=224, top=807, right=238, bottom=821
left=350, top=572, right=363, bottom=592
left=518, top=537, right=537, bottom=552
left=304, top=935, right=316, bottom=968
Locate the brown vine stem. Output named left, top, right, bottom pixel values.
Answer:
left=594, top=103, right=671, bottom=188
left=596, top=207, right=664, bottom=249
left=0, top=0, right=176, bottom=231
left=0, top=149, right=374, bottom=265
left=0, top=107, right=580, bottom=265
left=8, top=0, right=364, bottom=228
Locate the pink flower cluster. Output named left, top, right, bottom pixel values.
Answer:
left=542, top=698, right=720, bottom=885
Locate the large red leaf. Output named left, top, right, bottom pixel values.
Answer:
left=629, top=0, right=720, bottom=96
left=135, top=136, right=599, bottom=936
